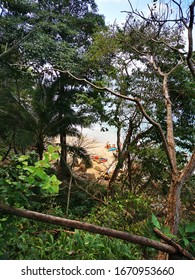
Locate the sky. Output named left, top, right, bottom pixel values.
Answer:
left=95, top=0, right=153, bottom=24
left=83, top=0, right=155, bottom=143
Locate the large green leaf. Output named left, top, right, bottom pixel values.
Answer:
left=151, top=214, right=161, bottom=229
left=185, top=223, right=195, bottom=233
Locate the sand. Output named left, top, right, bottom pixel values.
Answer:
left=53, top=135, right=117, bottom=179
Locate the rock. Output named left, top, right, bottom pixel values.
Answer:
left=77, top=163, right=87, bottom=172
left=86, top=173, right=96, bottom=180
left=94, top=164, right=106, bottom=172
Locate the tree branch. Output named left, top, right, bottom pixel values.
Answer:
left=187, top=1, right=195, bottom=77
left=180, top=149, right=195, bottom=185
left=0, top=203, right=178, bottom=255
left=0, top=27, right=39, bottom=59
left=53, top=68, right=174, bottom=171
left=154, top=227, right=195, bottom=260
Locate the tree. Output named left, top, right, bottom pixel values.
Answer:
left=0, top=0, right=105, bottom=174
left=59, top=0, right=195, bottom=257
left=1, top=0, right=194, bottom=260
left=124, top=0, right=195, bottom=259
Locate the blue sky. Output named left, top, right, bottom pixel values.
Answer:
left=95, top=0, right=153, bottom=24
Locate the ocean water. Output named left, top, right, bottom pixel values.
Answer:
left=80, top=123, right=118, bottom=145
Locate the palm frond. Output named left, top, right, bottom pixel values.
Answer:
left=67, top=144, right=92, bottom=168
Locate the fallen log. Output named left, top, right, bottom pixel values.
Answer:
left=0, top=203, right=178, bottom=256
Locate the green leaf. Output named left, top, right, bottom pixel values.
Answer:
left=50, top=174, right=59, bottom=183
left=18, top=175, right=27, bottom=181
left=51, top=153, right=60, bottom=160
left=183, top=237, right=190, bottom=247
left=28, top=176, right=35, bottom=184
left=18, top=155, right=30, bottom=162
left=48, top=145, right=55, bottom=154
left=23, top=166, right=36, bottom=173
left=163, top=226, right=176, bottom=238
left=0, top=218, right=7, bottom=222
left=151, top=214, right=161, bottom=229
left=190, top=243, right=195, bottom=252
left=35, top=160, right=51, bottom=168
left=49, top=184, right=59, bottom=193
left=35, top=168, right=47, bottom=180
left=42, top=182, right=50, bottom=190
left=185, top=222, right=195, bottom=233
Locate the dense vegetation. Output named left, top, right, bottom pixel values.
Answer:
left=0, top=0, right=194, bottom=260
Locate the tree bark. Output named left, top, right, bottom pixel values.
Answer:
left=165, top=176, right=182, bottom=235
left=163, top=75, right=177, bottom=173
left=165, top=149, right=195, bottom=236
left=36, top=134, right=44, bottom=160
left=108, top=118, right=133, bottom=197
left=187, top=1, right=195, bottom=78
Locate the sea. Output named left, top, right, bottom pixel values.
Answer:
left=80, top=123, right=119, bottom=145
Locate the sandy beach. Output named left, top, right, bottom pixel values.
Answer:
left=71, top=135, right=117, bottom=179
left=54, top=135, right=118, bottom=180
left=85, top=141, right=117, bottom=178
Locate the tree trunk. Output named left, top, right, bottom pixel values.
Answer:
left=165, top=175, right=182, bottom=235
left=127, top=152, right=133, bottom=191
left=157, top=175, right=183, bottom=259
left=2, top=139, right=13, bottom=161
left=60, top=131, right=67, bottom=165
left=59, top=131, right=72, bottom=178
left=108, top=118, right=133, bottom=197
left=36, top=137, right=44, bottom=160
left=108, top=157, right=125, bottom=197
left=158, top=150, right=195, bottom=260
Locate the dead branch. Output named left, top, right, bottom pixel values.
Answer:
left=0, top=203, right=178, bottom=255
left=179, top=149, right=195, bottom=185
left=153, top=227, right=195, bottom=260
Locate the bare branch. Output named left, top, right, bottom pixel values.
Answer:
left=180, top=149, right=195, bottom=185
left=53, top=68, right=174, bottom=171
left=172, top=0, right=187, bottom=27
left=187, top=1, right=195, bottom=77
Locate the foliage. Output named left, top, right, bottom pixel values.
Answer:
left=178, top=222, right=195, bottom=255
left=0, top=216, right=142, bottom=260
left=130, top=144, right=170, bottom=194
left=0, top=0, right=105, bottom=170
left=0, top=146, right=61, bottom=208
left=56, top=183, right=99, bottom=219
left=86, top=192, right=152, bottom=235
left=149, top=214, right=195, bottom=257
